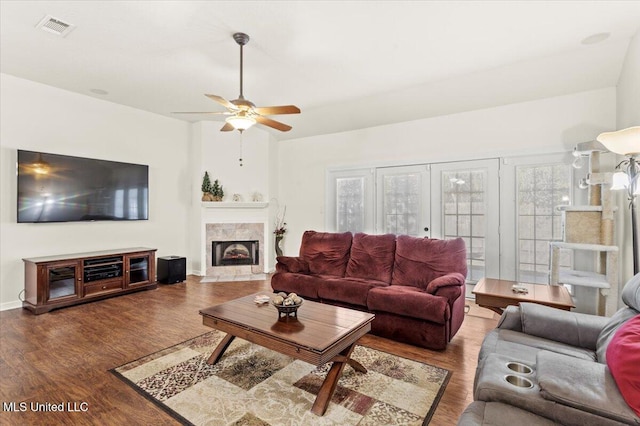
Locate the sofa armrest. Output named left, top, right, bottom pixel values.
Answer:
left=426, top=272, right=465, bottom=294
left=275, top=256, right=309, bottom=274
left=519, top=302, right=608, bottom=350
left=495, top=305, right=523, bottom=332
left=537, top=350, right=639, bottom=424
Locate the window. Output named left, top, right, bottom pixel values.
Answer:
left=326, top=168, right=374, bottom=233
left=376, top=165, right=429, bottom=236
left=336, top=177, right=365, bottom=232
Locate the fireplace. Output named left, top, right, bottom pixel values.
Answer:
left=212, top=240, right=259, bottom=266
left=205, top=222, right=265, bottom=278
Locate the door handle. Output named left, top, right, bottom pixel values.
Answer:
left=424, top=227, right=429, bottom=232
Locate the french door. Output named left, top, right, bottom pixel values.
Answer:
left=374, top=160, right=499, bottom=293
left=499, top=153, right=576, bottom=283
left=431, top=159, right=500, bottom=295
left=326, top=157, right=580, bottom=296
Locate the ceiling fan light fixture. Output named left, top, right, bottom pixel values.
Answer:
left=226, top=114, right=256, bottom=131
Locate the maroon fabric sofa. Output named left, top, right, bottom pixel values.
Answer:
left=271, top=230, right=468, bottom=350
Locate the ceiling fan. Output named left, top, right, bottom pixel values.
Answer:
left=174, top=32, right=300, bottom=132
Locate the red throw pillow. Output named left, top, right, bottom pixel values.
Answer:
left=606, top=314, right=640, bottom=417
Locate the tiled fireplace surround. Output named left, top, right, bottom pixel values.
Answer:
left=205, top=222, right=265, bottom=278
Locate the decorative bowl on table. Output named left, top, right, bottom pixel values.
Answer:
left=272, top=292, right=303, bottom=319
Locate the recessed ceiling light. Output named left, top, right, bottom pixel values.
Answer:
left=581, top=32, right=610, bottom=45
left=90, top=89, right=109, bottom=95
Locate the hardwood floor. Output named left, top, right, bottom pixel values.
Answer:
left=0, top=276, right=498, bottom=425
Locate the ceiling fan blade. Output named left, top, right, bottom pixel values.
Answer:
left=172, top=111, right=231, bottom=115
left=255, top=115, right=292, bottom=132
left=254, top=105, right=301, bottom=115
left=205, top=94, right=237, bottom=110
left=220, top=122, right=235, bottom=132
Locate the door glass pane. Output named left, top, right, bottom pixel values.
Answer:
left=48, top=266, right=76, bottom=299
left=442, top=170, right=487, bottom=282
left=129, top=256, right=149, bottom=284
left=516, top=164, right=572, bottom=283
left=382, top=173, right=420, bottom=235
left=336, top=177, right=365, bottom=232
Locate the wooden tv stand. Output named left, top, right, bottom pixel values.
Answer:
left=23, top=247, right=157, bottom=314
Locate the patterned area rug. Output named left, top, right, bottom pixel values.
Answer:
left=111, top=330, right=451, bottom=425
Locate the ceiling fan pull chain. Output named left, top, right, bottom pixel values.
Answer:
left=239, top=132, right=244, bottom=167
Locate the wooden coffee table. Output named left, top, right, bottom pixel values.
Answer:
left=199, top=293, right=375, bottom=416
left=473, top=278, right=574, bottom=315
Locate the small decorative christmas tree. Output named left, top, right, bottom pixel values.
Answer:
left=211, top=179, right=224, bottom=201
left=201, top=172, right=214, bottom=201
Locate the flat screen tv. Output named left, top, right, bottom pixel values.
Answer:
left=17, top=150, right=149, bottom=223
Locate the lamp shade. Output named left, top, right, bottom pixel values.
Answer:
left=596, top=126, right=640, bottom=155
left=611, top=171, right=630, bottom=190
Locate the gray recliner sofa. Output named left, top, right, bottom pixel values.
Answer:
left=458, top=273, right=640, bottom=425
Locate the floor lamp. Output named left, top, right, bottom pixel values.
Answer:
left=597, top=126, right=640, bottom=275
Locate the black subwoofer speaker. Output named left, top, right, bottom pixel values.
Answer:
left=157, top=256, right=186, bottom=284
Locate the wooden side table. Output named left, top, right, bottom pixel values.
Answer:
left=473, top=278, right=574, bottom=315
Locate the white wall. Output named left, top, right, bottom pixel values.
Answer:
left=0, top=73, right=191, bottom=310
left=277, top=88, right=617, bottom=257
left=616, top=28, right=640, bottom=282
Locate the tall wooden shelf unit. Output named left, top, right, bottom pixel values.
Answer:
left=23, top=247, right=157, bottom=314
left=549, top=146, right=618, bottom=316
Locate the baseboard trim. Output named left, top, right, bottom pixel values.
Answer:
left=1, top=300, right=23, bottom=311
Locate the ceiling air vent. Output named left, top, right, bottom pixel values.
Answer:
left=36, top=15, right=75, bottom=37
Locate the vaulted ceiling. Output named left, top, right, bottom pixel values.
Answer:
left=2, top=1, right=639, bottom=140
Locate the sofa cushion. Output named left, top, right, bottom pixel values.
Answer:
left=478, top=329, right=597, bottom=365
left=519, top=302, right=606, bottom=350
left=300, top=230, right=352, bottom=276
left=367, top=285, right=449, bottom=324
left=275, top=256, right=309, bottom=274
left=391, top=236, right=467, bottom=289
left=270, top=272, right=333, bottom=299
left=499, top=329, right=597, bottom=361
left=345, top=233, right=396, bottom=283
left=317, top=277, right=388, bottom=307
left=595, top=306, right=638, bottom=364
left=606, top=314, right=640, bottom=417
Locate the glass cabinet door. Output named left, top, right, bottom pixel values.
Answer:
left=127, top=255, right=150, bottom=286
left=47, top=262, right=80, bottom=301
